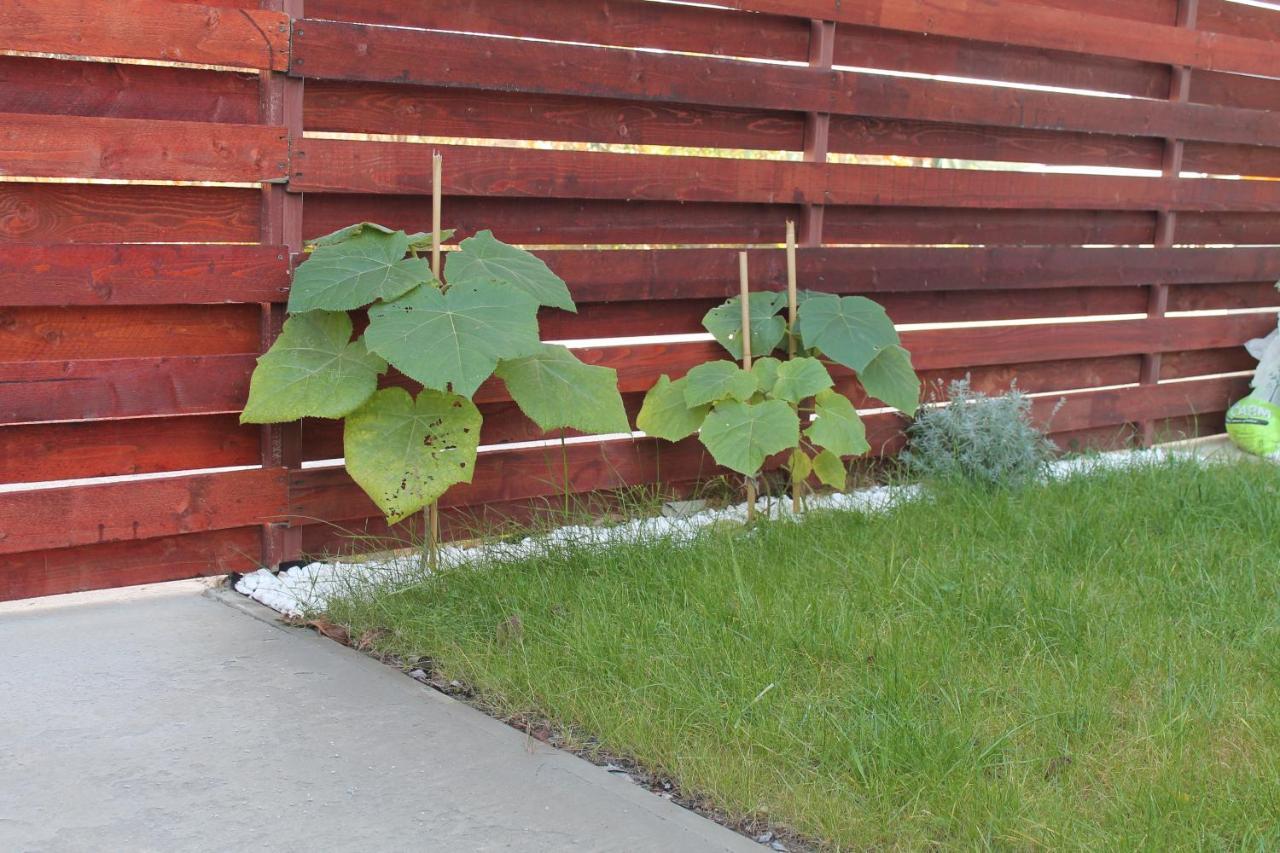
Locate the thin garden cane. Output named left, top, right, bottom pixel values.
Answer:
left=739, top=251, right=757, bottom=524
left=427, top=151, right=443, bottom=568
left=785, top=220, right=801, bottom=515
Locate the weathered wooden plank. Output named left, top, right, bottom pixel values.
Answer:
left=1198, top=0, right=1280, bottom=41
left=0, top=468, right=286, bottom=556
left=0, top=113, right=288, bottom=183
left=0, top=354, right=255, bottom=424
left=1161, top=347, right=1256, bottom=379
left=0, top=55, right=262, bottom=124
left=1, top=0, right=290, bottom=71
left=1178, top=212, right=1280, bottom=244
left=823, top=206, right=1156, bottom=246
left=291, top=22, right=1280, bottom=150
left=0, top=304, right=260, bottom=361
left=0, top=525, right=262, bottom=601
left=0, top=183, right=261, bottom=244
left=727, top=0, right=1280, bottom=79
left=0, top=244, right=290, bottom=306
left=1167, top=281, right=1280, bottom=312
left=0, top=415, right=258, bottom=484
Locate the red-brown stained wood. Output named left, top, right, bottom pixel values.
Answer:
left=1041, top=375, right=1250, bottom=433
left=823, top=206, right=1156, bottom=246
left=0, top=354, right=255, bottom=424
left=2, top=0, right=290, bottom=71
left=0, top=525, right=263, bottom=601
left=291, top=22, right=1280, bottom=150
left=727, top=0, right=1280, bottom=79
left=0, top=415, right=259, bottom=483
left=0, top=183, right=261, bottom=244
left=302, top=0, right=809, bottom=61
left=1178, top=212, right=1280, bottom=244
left=1161, top=347, right=1257, bottom=379
left=0, top=467, right=286, bottom=555
left=1167, top=281, right=1280, bottom=312
left=1191, top=70, right=1280, bottom=111
left=1198, top=0, right=1280, bottom=41
left=0, top=244, right=290, bottom=306
left=0, top=304, right=260, bottom=361
left=0, top=113, right=288, bottom=183
left=0, top=55, right=262, bottom=124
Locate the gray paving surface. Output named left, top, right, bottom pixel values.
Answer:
left=0, top=584, right=758, bottom=852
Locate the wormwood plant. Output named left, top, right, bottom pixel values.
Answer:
left=638, top=287, right=921, bottom=493
left=241, top=222, right=628, bottom=522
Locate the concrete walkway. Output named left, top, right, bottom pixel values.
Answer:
left=0, top=583, right=757, bottom=853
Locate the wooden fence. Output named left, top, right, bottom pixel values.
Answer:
left=3, top=0, right=1279, bottom=600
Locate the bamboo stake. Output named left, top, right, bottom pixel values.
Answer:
left=786, top=221, right=801, bottom=515
left=427, top=151, right=443, bottom=567
left=739, top=251, right=756, bottom=524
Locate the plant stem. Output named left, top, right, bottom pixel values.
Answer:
left=786, top=220, right=801, bottom=515
left=739, top=251, right=756, bottom=523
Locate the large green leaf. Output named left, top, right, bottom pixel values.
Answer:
left=699, top=399, right=800, bottom=476
left=290, top=229, right=431, bottom=313
left=702, top=292, right=787, bottom=360
left=240, top=311, right=385, bottom=424
left=344, top=388, right=482, bottom=523
left=796, top=294, right=900, bottom=373
left=365, top=281, right=541, bottom=397
left=637, top=375, right=709, bottom=441
left=445, top=230, right=575, bottom=312
left=772, top=356, right=834, bottom=404
left=495, top=344, right=629, bottom=434
left=751, top=357, right=782, bottom=395
left=805, top=389, right=869, bottom=457
left=684, top=361, right=759, bottom=407
left=858, top=344, right=921, bottom=415
left=812, top=449, right=847, bottom=490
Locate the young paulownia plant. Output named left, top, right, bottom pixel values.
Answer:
left=637, top=237, right=921, bottom=500
left=241, top=222, right=629, bottom=524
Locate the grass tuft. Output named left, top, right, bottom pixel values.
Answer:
left=327, top=458, right=1280, bottom=849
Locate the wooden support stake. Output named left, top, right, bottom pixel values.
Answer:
left=739, top=251, right=756, bottom=523
left=785, top=221, right=801, bottom=515
left=427, top=151, right=443, bottom=566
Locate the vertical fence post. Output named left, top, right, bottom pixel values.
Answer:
left=1138, top=0, right=1198, bottom=447
left=259, top=0, right=304, bottom=568
left=800, top=20, right=836, bottom=247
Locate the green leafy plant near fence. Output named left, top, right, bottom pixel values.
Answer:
left=241, top=222, right=628, bottom=522
left=638, top=288, right=921, bottom=492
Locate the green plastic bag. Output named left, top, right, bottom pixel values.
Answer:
left=1226, top=395, right=1280, bottom=456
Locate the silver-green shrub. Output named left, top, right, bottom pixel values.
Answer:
left=902, top=379, right=1058, bottom=488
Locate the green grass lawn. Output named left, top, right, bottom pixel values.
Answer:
left=328, top=459, right=1280, bottom=849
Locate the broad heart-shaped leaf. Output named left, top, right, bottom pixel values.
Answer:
left=812, top=449, right=848, bottom=490
left=751, top=357, right=782, bottom=395
left=290, top=229, right=432, bottom=313
left=796, top=294, right=900, bottom=373
left=684, top=360, right=759, bottom=407
left=858, top=344, right=921, bottom=416
left=772, top=356, right=834, bottom=404
left=445, top=229, right=576, bottom=313
left=637, top=375, right=709, bottom=441
left=344, top=388, right=482, bottom=523
left=495, top=344, right=629, bottom=434
left=240, top=311, right=385, bottom=424
left=365, top=281, right=541, bottom=397
left=699, top=399, right=800, bottom=476
left=702, top=292, right=787, bottom=361
left=805, top=389, right=870, bottom=457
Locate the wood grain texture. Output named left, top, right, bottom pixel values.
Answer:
left=0, top=525, right=262, bottom=601
left=0, top=244, right=290, bottom=306
left=0, top=113, right=288, bottom=183
left=0, top=304, right=260, bottom=361
left=0, top=467, right=286, bottom=555
left=0, top=183, right=261, bottom=244
left=1, top=0, right=290, bottom=71
left=0, top=55, right=261, bottom=124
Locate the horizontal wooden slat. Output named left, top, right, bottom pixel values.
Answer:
left=0, top=244, right=290, bottom=306
left=0, top=467, right=285, bottom=556
left=0, top=525, right=262, bottom=601
left=729, top=0, right=1280, bottom=79
left=0, top=55, right=262, bottom=124
left=0, top=183, right=261, bottom=244
left=823, top=206, right=1156, bottom=246
left=0, top=354, right=255, bottom=424
left=1161, top=347, right=1257, bottom=380
left=291, top=22, right=1280, bottom=150
left=1, top=0, right=290, bottom=71
left=0, top=304, right=260, bottom=361
left=0, top=415, right=258, bottom=484
left=0, top=113, right=288, bottom=183
left=293, top=139, right=1280, bottom=212
left=1168, top=281, right=1280, bottom=312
